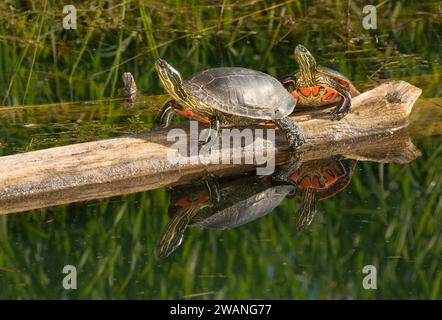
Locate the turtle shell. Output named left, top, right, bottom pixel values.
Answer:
left=192, top=184, right=294, bottom=229
left=184, top=68, right=297, bottom=120
left=170, top=175, right=294, bottom=229
left=317, top=66, right=360, bottom=96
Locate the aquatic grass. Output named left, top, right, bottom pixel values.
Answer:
left=69, top=8, right=103, bottom=100
left=1, top=22, right=37, bottom=105
left=2, top=0, right=440, bottom=105
left=23, top=0, right=48, bottom=105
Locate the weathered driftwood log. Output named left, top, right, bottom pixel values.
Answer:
left=0, top=80, right=422, bottom=215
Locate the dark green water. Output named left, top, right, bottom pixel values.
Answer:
left=0, top=1, right=441, bottom=299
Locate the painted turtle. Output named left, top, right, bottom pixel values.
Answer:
left=279, top=45, right=359, bottom=120
left=155, top=59, right=305, bottom=150
left=289, top=158, right=357, bottom=229
left=155, top=174, right=295, bottom=259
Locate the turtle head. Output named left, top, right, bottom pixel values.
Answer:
left=155, top=229, right=185, bottom=260
left=155, top=59, right=188, bottom=102
left=154, top=206, right=189, bottom=259
left=294, top=45, right=317, bottom=85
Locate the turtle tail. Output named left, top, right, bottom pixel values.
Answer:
left=294, top=188, right=318, bottom=231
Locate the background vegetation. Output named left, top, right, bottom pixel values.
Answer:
left=0, top=0, right=440, bottom=299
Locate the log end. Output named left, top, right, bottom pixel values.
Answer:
left=353, top=80, right=422, bottom=117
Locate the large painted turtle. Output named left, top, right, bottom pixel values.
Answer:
left=279, top=45, right=359, bottom=120
left=155, top=175, right=295, bottom=259
left=289, top=158, right=357, bottom=229
left=155, top=59, right=305, bottom=150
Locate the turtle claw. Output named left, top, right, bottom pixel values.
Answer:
left=287, top=131, right=306, bottom=151
left=272, top=171, right=298, bottom=187
left=272, top=152, right=304, bottom=185
left=329, top=108, right=348, bottom=121
left=198, top=134, right=217, bottom=149
left=271, top=170, right=286, bottom=184
left=275, top=117, right=305, bottom=151
left=329, top=94, right=351, bottom=121
left=199, top=119, right=220, bottom=149
left=198, top=137, right=209, bottom=146
left=198, top=128, right=213, bottom=146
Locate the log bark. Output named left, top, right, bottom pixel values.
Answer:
left=0, top=80, right=422, bottom=215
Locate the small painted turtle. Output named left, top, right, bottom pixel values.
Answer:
left=289, top=158, right=357, bottom=229
left=155, top=59, right=305, bottom=150
left=279, top=45, right=359, bottom=120
left=155, top=174, right=295, bottom=259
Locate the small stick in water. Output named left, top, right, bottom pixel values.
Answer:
left=122, top=72, right=138, bottom=108
left=122, top=72, right=137, bottom=98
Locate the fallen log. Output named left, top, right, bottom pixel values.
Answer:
left=0, top=80, right=422, bottom=215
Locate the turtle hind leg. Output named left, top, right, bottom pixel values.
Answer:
left=275, top=117, right=305, bottom=151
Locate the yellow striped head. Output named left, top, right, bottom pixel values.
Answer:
left=155, top=59, right=188, bottom=101
left=295, top=45, right=317, bottom=85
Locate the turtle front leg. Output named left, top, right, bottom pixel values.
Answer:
left=204, top=173, right=221, bottom=204
left=272, top=152, right=303, bottom=185
left=329, top=86, right=351, bottom=121
left=160, top=100, right=177, bottom=128
left=273, top=117, right=305, bottom=184
left=275, top=117, right=305, bottom=151
left=199, top=117, right=220, bottom=148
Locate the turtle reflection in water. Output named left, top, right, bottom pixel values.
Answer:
left=156, top=158, right=357, bottom=258
left=289, top=158, right=357, bottom=229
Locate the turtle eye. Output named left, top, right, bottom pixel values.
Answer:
left=298, top=46, right=307, bottom=52
left=157, top=59, right=167, bottom=68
